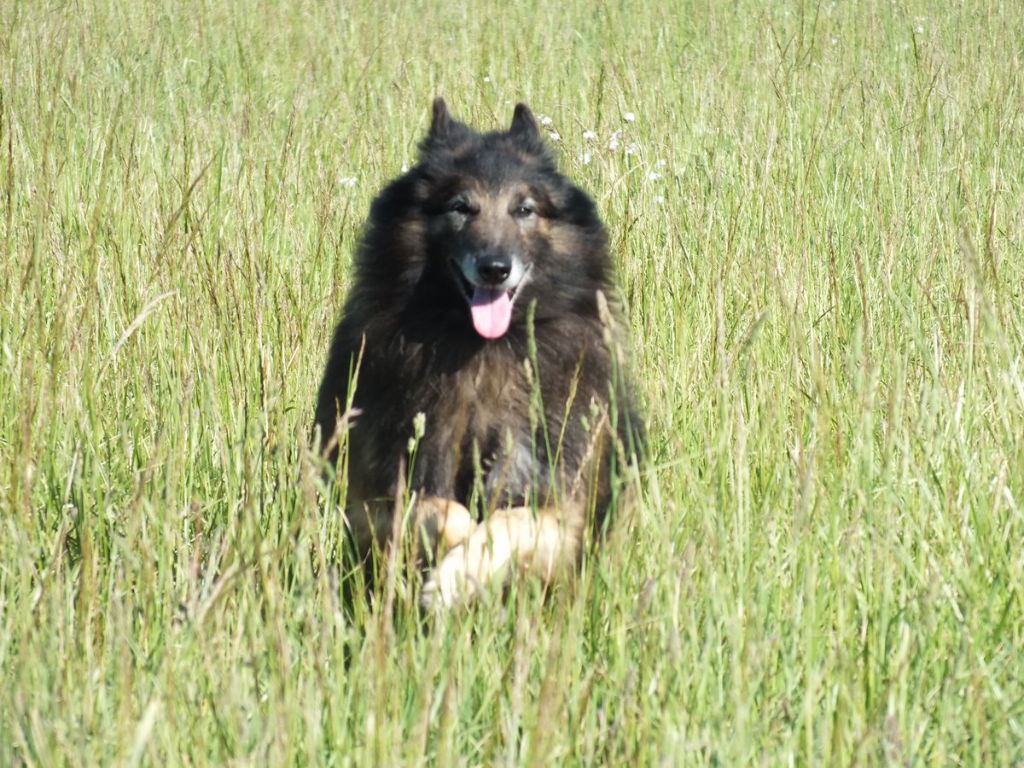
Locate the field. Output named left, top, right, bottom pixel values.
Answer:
left=2, top=0, right=1023, bottom=764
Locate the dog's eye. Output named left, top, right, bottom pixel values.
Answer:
left=512, top=203, right=537, bottom=219
left=448, top=198, right=476, bottom=215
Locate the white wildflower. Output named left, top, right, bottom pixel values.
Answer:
left=623, top=112, right=636, bottom=123
left=582, top=130, right=598, bottom=142
left=654, top=195, right=665, bottom=205
left=579, top=151, right=592, bottom=165
left=647, top=171, right=662, bottom=181
left=625, top=142, right=639, bottom=156
left=339, top=176, right=357, bottom=188
left=548, top=131, right=561, bottom=142
left=538, top=114, right=553, bottom=128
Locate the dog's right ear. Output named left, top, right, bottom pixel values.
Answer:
left=422, top=97, right=470, bottom=153
left=429, top=97, right=452, bottom=142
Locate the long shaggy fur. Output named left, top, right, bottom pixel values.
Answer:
left=314, top=98, right=642, bottom=607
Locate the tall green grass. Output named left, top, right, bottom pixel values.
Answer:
left=2, top=0, right=1022, bottom=764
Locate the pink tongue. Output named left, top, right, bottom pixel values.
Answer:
left=470, top=288, right=512, bottom=339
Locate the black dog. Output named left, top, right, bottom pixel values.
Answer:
left=315, top=98, right=642, bottom=608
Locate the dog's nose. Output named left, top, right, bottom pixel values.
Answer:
left=477, top=254, right=512, bottom=285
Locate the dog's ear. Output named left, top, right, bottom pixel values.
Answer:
left=509, top=103, right=540, bottom=142
left=422, top=97, right=471, bottom=153
left=429, top=97, right=452, bottom=142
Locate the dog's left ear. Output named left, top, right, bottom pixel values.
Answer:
left=509, top=103, right=541, bottom=142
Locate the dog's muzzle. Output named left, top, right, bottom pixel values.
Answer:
left=451, top=254, right=531, bottom=339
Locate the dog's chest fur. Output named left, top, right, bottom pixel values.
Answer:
left=402, top=340, right=535, bottom=503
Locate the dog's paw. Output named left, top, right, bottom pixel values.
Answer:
left=421, top=544, right=481, bottom=610
left=437, top=501, right=475, bottom=549
left=411, top=495, right=475, bottom=561
left=420, top=522, right=517, bottom=610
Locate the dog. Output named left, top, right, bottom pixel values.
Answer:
left=314, top=98, right=642, bottom=609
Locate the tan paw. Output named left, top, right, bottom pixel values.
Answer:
left=421, top=544, right=475, bottom=610
left=421, top=527, right=514, bottom=610
left=437, top=500, right=475, bottom=549
left=413, top=496, right=476, bottom=554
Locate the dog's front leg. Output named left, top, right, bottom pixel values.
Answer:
left=420, top=504, right=584, bottom=609
left=408, top=494, right=479, bottom=574
left=411, top=495, right=477, bottom=559
left=346, top=495, right=475, bottom=557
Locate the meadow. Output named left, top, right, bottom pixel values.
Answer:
left=2, top=0, right=1022, bottom=764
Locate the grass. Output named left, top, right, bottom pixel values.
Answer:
left=2, top=0, right=1023, bottom=764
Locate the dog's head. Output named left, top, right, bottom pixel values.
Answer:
left=389, top=98, right=609, bottom=340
